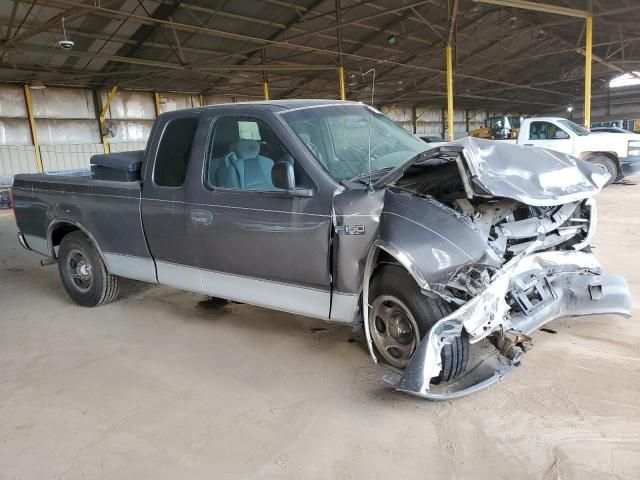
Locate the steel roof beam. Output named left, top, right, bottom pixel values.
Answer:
left=472, top=0, right=588, bottom=19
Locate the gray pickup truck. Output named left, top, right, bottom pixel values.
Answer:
left=12, top=100, right=632, bottom=399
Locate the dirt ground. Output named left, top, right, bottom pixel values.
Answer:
left=0, top=181, right=639, bottom=480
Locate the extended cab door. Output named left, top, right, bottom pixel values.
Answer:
left=522, top=120, right=573, bottom=154
left=183, top=107, right=334, bottom=319
left=141, top=110, right=203, bottom=292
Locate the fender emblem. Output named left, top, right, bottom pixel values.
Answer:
left=335, top=224, right=365, bottom=235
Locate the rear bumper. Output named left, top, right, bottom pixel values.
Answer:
left=619, top=155, right=640, bottom=178
left=386, top=250, right=632, bottom=400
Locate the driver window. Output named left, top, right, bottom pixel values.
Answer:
left=206, top=116, right=310, bottom=191
left=530, top=121, right=566, bottom=140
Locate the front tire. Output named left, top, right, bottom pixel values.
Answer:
left=57, top=231, right=119, bottom=307
left=369, top=264, right=469, bottom=383
left=588, top=155, right=617, bottom=186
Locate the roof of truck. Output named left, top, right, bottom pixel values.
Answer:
left=178, top=99, right=362, bottom=114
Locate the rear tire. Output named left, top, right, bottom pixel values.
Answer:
left=57, top=231, right=119, bottom=307
left=588, top=155, right=617, bottom=186
left=369, top=264, right=469, bottom=383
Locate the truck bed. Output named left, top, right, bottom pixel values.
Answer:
left=12, top=171, right=154, bottom=281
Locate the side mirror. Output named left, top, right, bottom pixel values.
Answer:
left=554, top=130, right=569, bottom=139
left=272, top=161, right=295, bottom=190
left=271, top=161, right=314, bottom=197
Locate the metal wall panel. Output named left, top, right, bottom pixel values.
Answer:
left=36, top=119, right=101, bottom=144
left=157, top=93, right=200, bottom=113
left=0, top=84, right=28, bottom=117
left=0, top=118, right=32, bottom=145
left=107, top=120, right=154, bottom=143
left=0, top=145, right=38, bottom=182
left=382, top=106, right=510, bottom=139
left=110, top=141, right=148, bottom=152
left=103, top=90, right=155, bottom=120
left=31, top=87, right=96, bottom=119
left=203, top=95, right=233, bottom=105
left=40, top=143, right=102, bottom=171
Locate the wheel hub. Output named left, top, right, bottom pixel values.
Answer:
left=388, top=314, right=412, bottom=344
left=67, top=249, right=93, bottom=292
left=369, top=295, right=420, bottom=368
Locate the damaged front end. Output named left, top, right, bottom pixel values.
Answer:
left=368, top=138, right=632, bottom=399
left=387, top=250, right=631, bottom=399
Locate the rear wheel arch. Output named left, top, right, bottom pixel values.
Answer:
left=47, top=220, right=108, bottom=266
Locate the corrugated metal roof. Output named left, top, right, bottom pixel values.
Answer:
left=0, top=0, right=639, bottom=112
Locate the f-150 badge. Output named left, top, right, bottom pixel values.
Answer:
left=335, top=224, right=365, bottom=235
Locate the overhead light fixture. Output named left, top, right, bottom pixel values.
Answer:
left=58, top=17, right=74, bottom=50
left=30, top=80, right=46, bottom=90
left=348, top=73, right=357, bottom=86
left=387, top=35, right=397, bottom=46
left=567, top=105, right=574, bottom=112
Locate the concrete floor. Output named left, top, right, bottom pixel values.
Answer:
left=1, top=182, right=639, bottom=480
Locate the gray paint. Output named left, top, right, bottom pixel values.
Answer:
left=377, top=190, right=503, bottom=286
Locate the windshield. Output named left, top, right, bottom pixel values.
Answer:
left=558, top=119, right=590, bottom=136
left=280, top=104, right=428, bottom=181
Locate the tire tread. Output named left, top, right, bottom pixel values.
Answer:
left=370, top=264, right=469, bottom=383
left=57, top=231, right=120, bottom=307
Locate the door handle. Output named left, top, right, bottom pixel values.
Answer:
left=523, top=143, right=534, bottom=146
left=190, top=209, right=213, bottom=225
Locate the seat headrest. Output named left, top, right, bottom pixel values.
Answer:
left=232, top=139, right=260, bottom=160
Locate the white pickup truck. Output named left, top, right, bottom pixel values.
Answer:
left=512, top=117, right=640, bottom=185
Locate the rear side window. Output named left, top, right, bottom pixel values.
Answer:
left=154, top=116, right=199, bottom=187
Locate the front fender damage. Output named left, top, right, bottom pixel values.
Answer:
left=384, top=249, right=631, bottom=399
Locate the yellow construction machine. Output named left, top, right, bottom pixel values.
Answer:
left=470, top=115, right=525, bottom=140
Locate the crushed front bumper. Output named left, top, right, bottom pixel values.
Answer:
left=385, top=250, right=632, bottom=400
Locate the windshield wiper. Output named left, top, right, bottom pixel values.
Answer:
left=347, top=166, right=394, bottom=183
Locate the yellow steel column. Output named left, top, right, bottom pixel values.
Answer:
left=338, top=66, right=346, bottom=101
left=199, top=94, right=205, bottom=107
left=153, top=91, right=161, bottom=117
left=100, top=86, right=118, bottom=154
left=261, top=49, right=270, bottom=101
left=23, top=84, right=43, bottom=172
left=584, top=15, right=593, bottom=129
left=446, top=45, right=455, bottom=141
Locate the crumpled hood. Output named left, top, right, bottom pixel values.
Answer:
left=457, top=137, right=608, bottom=206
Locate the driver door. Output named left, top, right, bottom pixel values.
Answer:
left=184, top=108, right=335, bottom=319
